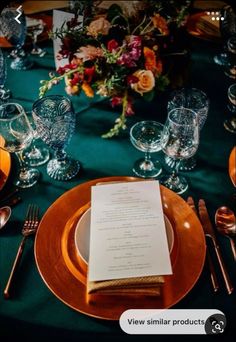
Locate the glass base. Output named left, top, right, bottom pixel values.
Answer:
left=224, top=118, right=236, bottom=133
left=224, top=69, right=236, bottom=79
left=0, top=88, right=11, bottom=101
left=160, top=174, right=188, bottom=194
left=23, top=146, right=50, bottom=166
left=10, top=57, right=33, bottom=70
left=15, top=168, right=40, bottom=188
left=31, top=47, right=46, bottom=57
left=47, top=157, right=80, bottom=181
left=213, top=53, right=229, bottom=66
left=132, top=158, right=162, bottom=178
left=165, top=155, right=196, bottom=171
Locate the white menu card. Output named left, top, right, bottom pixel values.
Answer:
left=88, top=181, right=172, bottom=281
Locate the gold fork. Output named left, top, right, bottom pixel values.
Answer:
left=4, top=204, right=39, bottom=299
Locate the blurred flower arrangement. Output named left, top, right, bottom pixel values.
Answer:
left=39, top=0, right=191, bottom=138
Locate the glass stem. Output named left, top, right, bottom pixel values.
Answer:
left=144, top=150, right=151, bottom=163
left=16, top=151, right=29, bottom=177
left=55, top=149, right=67, bottom=162
left=169, top=159, right=181, bottom=181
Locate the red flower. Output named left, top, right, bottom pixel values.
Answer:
left=127, top=75, right=139, bottom=85
left=84, top=66, right=95, bottom=83
left=107, top=39, right=119, bottom=52
left=111, top=96, right=122, bottom=107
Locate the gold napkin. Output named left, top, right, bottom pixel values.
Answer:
left=87, top=275, right=164, bottom=296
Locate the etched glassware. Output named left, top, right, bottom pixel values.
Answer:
left=0, top=103, right=39, bottom=187
left=0, top=7, right=33, bottom=70
left=32, top=95, right=80, bottom=180
left=26, top=17, right=46, bottom=57
left=224, top=83, right=236, bottom=134
left=130, top=121, right=163, bottom=178
left=160, top=108, right=199, bottom=194
left=0, top=48, right=11, bottom=103
left=165, top=88, right=209, bottom=171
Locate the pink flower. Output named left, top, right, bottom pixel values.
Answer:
left=111, top=96, right=123, bottom=107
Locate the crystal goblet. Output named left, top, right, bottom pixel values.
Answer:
left=165, top=88, right=209, bottom=171
left=32, top=95, right=80, bottom=180
left=160, top=108, right=199, bottom=194
left=130, top=120, right=163, bottom=178
left=0, top=7, right=33, bottom=70
left=0, top=48, right=11, bottom=102
left=224, top=83, right=236, bottom=134
left=0, top=103, right=39, bottom=188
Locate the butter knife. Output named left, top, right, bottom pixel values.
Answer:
left=198, top=199, right=234, bottom=295
left=187, top=197, right=219, bottom=293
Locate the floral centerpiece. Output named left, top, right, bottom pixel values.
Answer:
left=39, top=0, right=191, bottom=138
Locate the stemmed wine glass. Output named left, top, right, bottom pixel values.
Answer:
left=214, top=5, right=236, bottom=67
left=0, top=103, right=40, bottom=188
left=26, top=17, right=46, bottom=57
left=22, top=111, right=50, bottom=166
left=32, top=95, right=80, bottom=180
left=0, top=7, right=33, bottom=70
left=0, top=48, right=11, bottom=103
left=165, top=88, right=209, bottom=171
left=224, top=83, right=236, bottom=134
left=160, top=108, right=199, bottom=194
left=130, top=121, right=163, bottom=178
left=223, top=36, right=236, bottom=79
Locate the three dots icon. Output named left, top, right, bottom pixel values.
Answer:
left=206, top=11, right=224, bottom=21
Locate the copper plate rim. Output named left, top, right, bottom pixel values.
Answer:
left=34, top=176, right=206, bottom=320
left=0, top=136, right=11, bottom=191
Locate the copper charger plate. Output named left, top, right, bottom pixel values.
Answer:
left=0, top=136, right=11, bottom=191
left=34, top=176, right=206, bottom=320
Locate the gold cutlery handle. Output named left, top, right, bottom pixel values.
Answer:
left=211, top=237, right=234, bottom=295
left=187, top=197, right=219, bottom=293
left=4, top=236, right=26, bottom=299
left=229, top=238, right=236, bottom=261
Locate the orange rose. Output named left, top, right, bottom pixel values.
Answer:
left=87, top=17, right=111, bottom=37
left=152, top=14, right=169, bottom=35
left=131, top=70, right=155, bottom=95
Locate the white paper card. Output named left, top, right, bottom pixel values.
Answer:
left=88, top=181, right=172, bottom=281
left=52, top=10, right=83, bottom=69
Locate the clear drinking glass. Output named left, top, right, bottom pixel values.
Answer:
left=165, top=88, right=209, bottom=171
left=214, top=5, right=236, bottom=67
left=130, top=120, right=163, bottom=178
left=160, top=108, right=199, bottom=194
left=22, top=112, right=50, bottom=166
left=0, top=7, right=33, bottom=70
left=224, top=83, right=236, bottom=133
left=26, top=18, right=46, bottom=57
left=0, top=48, right=11, bottom=102
left=32, top=95, right=80, bottom=180
left=0, top=103, right=40, bottom=188
left=223, top=36, right=236, bottom=79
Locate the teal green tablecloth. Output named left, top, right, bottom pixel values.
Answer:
left=0, top=36, right=236, bottom=342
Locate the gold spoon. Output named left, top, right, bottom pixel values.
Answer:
left=0, top=206, right=11, bottom=230
left=215, top=206, right=236, bottom=261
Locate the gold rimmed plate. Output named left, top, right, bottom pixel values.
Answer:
left=0, top=136, right=11, bottom=191
left=34, top=176, right=206, bottom=320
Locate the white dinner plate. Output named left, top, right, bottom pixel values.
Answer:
left=74, top=208, right=174, bottom=265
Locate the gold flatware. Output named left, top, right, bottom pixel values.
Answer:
left=4, top=204, right=39, bottom=299
left=198, top=199, right=234, bottom=295
left=187, top=197, right=219, bottom=293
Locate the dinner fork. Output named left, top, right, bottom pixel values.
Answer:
left=4, top=204, right=39, bottom=299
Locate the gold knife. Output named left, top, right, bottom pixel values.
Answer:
left=198, top=199, right=234, bottom=295
left=187, top=197, right=219, bottom=293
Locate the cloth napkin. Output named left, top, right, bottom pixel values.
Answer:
left=87, top=275, right=164, bottom=296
